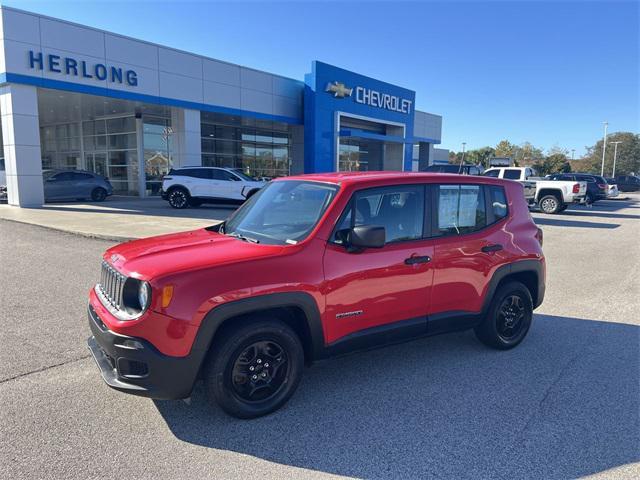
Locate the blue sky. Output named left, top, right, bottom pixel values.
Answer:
left=4, top=0, right=639, bottom=155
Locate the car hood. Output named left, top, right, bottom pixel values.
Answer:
left=104, top=227, right=285, bottom=280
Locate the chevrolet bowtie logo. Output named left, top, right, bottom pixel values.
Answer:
left=326, top=81, right=353, bottom=98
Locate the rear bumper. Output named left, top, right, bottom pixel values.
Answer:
left=87, top=304, right=200, bottom=400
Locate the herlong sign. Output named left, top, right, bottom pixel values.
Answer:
left=27, top=50, right=138, bottom=86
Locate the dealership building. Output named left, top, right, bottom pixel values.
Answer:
left=0, top=6, right=447, bottom=206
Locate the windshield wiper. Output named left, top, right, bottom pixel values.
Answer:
left=226, top=232, right=260, bottom=244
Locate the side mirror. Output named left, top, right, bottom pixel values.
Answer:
left=338, top=225, right=386, bottom=251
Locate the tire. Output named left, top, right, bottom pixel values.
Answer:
left=203, top=319, right=304, bottom=419
left=167, top=187, right=190, bottom=209
left=91, top=187, right=107, bottom=202
left=474, top=281, right=533, bottom=350
left=189, top=198, right=203, bottom=207
left=557, top=204, right=568, bottom=213
left=539, top=194, right=561, bottom=214
left=585, top=193, right=594, bottom=206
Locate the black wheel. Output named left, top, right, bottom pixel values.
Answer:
left=539, top=194, right=561, bottom=214
left=168, top=188, right=190, bottom=209
left=204, top=319, right=304, bottom=419
left=189, top=198, right=203, bottom=207
left=474, top=281, right=533, bottom=350
left=91, top=187, right=107, bottom=202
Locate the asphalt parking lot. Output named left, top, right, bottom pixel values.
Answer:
left=1, top=196, right=639, bottom=479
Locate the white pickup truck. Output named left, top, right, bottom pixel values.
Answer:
left=483, top=167, right=587, bottom=214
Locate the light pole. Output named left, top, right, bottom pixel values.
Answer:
left=609, top=141, right=622, bottom=177
left=460, top=142, right=466, bottom=167
left=571, top=149, right=575, bottom=161
left=600, top=122, right=608, bottom=176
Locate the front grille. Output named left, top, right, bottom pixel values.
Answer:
left=99, top=260, right=126, bottom=311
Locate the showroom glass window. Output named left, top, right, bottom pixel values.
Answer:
left=200, top=112, right=291, bottom=179
left=143, top=116, right=173, bottom=196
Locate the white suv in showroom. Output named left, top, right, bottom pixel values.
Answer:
left=161, top=167, right=265, bottom=209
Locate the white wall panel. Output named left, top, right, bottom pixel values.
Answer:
left=105, top=34, right=158, bottom=70
left=107, top=62, right=160, bottom=97
left=203, top=59, right=240, bottom=86
left=203, top=81, right=241, bottom=109
left=1, top=9, right=40, bottom=45
left=2, top=39, right=44, bottom=77
left=40, top=18, right=105, bottom=57
left=159, top=47, right=202, bottom=79
left=159, top=71, right=203, bottom=103
left=240, top=68, right=273, bottom=93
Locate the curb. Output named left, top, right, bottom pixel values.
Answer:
left=0, top=217, right=136, bottom=242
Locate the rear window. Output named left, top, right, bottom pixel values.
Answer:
left=436, top=184, right=486, bottom=236
left=172, top=168, right=211, bottom=179
left=503, top=169, right=521, bottom=180
left=483, top=169, right=500, bottom=178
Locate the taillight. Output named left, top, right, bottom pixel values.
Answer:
left=535, top=227, right=544, bottom=247
left=572, top=183, right=580, bottom=193
left=597, top=183, right=606, bottom=190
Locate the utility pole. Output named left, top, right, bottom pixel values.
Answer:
left=600, top=122, right=608, bottom=176
left=458, top=142, right=466, bottom=172
left=571, top=149, right=575, bottom=161
left=609, top=141, right=622, bottom=177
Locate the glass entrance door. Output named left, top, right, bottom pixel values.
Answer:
left=143, top=116, right=172, bottom=196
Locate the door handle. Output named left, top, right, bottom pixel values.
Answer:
left=404, top=255, right=431, bottom=265
left=481, top=244, right=503, bottom=253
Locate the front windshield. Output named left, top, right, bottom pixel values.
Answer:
left=222, top=180, right=339, bottom=245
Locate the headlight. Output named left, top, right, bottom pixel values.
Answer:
left=138, top=281, right=151, bottom=311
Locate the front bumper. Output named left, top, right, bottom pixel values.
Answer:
left=87, top=304, right=200, bottom=400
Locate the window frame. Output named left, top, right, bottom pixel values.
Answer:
left=430, top=183, right=505, bottom=238
left=330, top=184, right=432, bottom=246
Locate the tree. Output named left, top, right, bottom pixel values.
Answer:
left=582, top=132, right=640, bottom=176
left=495, top=140, right=517, bottom=158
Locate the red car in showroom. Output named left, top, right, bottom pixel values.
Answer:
left=88, top=172, right=545, bottom=418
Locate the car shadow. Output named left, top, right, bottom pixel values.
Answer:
left=154, top=314, right=639, bottom=479
left=533, top=217, right=620, bottom=229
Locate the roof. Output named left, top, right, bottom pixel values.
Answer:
left=280, top=171, right=505, bottom=187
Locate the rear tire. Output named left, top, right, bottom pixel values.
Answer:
left=474, top=281, right=533, bottom=350
left=203, top=319, right=304, bottom=419
left=91, top=187, right=107, bottom=202
left=168, top=187, right=190, bottom=209
left=539, top=194, right=561, bottom=214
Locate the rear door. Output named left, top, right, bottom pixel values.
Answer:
left=322, top=184, right=435, bottom=344
left=430, top=183, right=508, bottom=320
left=44, top=172, right=74, bottom=200
left=71, top=172, right=96, bottom=197
left=210, top=169, right=235, bottom=199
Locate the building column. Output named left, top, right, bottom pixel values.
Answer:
left=0, top=84, right=44, bottom=207
left=289, top=125, right=305, bottom=175
left=418, top=142, right=431, bottom=170
left=171, top=108, right=201, bottom=168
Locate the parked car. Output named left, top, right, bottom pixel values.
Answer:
left=615, top=175, right=640, bottom=192
left=547, top=173, right=608, bottom=205
left=87, top=172, right=545, bottom=418
left=423, top=164, right=483, bottom=175
left=604, top=178, right=619, bottom=198
left=161, top=166, right=265, bottom=208
left=43, top=169, right=113, bottom=202
left=483, top=167, right=586, bottom=213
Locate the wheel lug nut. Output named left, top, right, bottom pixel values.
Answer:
left=252, top=375, right=258, bottom=380
left=264, top=363, right=269, bottom=368
left=261, top=372, right=267, bottom=378
left=249, top=366, right=255, bottom=371
left=257, top=359, right=262, bottom=364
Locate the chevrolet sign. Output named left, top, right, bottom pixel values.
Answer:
left=355, top=86, right=412, bottom=114
left=325, top=81, right=353, bottom=98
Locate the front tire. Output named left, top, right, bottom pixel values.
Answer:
left=539, top=194, right=561, bottom=214
left=474, top=281, right=533, bottom=350
left=204, top=319, right=304, bottom=419
left=168, top=188, right=190, bottom=209
left=91, top=187, right=107, bottom=202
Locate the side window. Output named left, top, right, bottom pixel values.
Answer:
left=52, top=172, right=74, bottom=181
left=483, top=169, right=500, bottom=178
left=334, top=185, right=425, bottom=244
left=503, top=169, right=521, bottom=180
left=72, top=172, right=93, bottom=180
left=211, top=169, right=232, bottom=181
left=221, top=170, right=241, bottom=181
left=436, top=184, right=486, bottom=235
left=488, top=186, right=508, bottom=221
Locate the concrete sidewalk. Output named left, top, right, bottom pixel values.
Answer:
left=0, top=197, right=234, bottom=241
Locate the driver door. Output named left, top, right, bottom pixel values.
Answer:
left=322, top=184, right=435, bottom=345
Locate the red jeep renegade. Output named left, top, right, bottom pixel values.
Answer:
left=88, top=172, right=545, bottom=418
